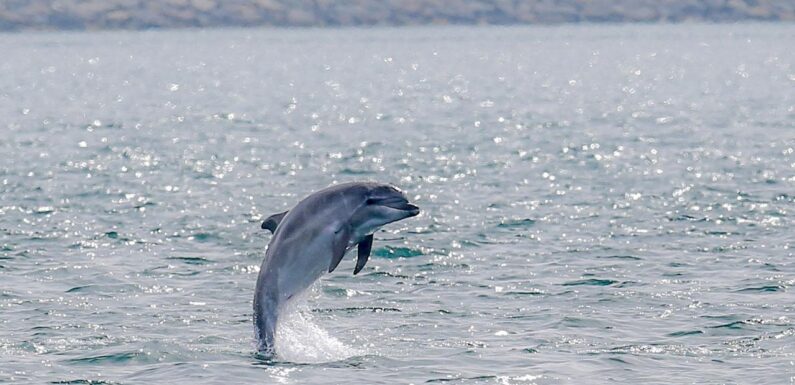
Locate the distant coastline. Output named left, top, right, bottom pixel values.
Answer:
left=1, top=0, right=793, bottom=31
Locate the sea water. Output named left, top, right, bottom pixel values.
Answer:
left=1, top=24, right=794, bottom=384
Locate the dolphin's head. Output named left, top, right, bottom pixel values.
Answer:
left=350, top=183, right=420, bottom=234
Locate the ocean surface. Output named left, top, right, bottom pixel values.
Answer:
left=1, top=24, right=794, bottom=384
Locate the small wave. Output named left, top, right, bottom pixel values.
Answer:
left=167, top=256, right=213, bottom=265
left=736, top=285, right=784, bottom=293
left=426, top=374, right=545, bottom=384
left=497, top=218, right=536, bottom=229
left=596, top=255, right=642, bottom=260
left=708, top=321, right=747, bottom=330
left=426, top=375, right=497, bottom=383
left=311, top=306, right=401, bottom=313
left=66, top=351, right=148, bottom=365
left=505, top=290, right=545, bottom=296
left=188, top=232, right=221, bottom=242
left=339, top=168, right=375, bottom=175
left=372, top=245, right=423, bottom=258
left=65, top=285, right=94, bottom=293
left=667, top=330, right=704, bottom=337
left=364, top=271, right=411, bottom=279
left=562, top=278, right=617, bottom=286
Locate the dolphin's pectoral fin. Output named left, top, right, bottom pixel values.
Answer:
left=328, top=226, right=351, bottom=273
left=354, top=234, right=373, bottom=275
left=261, top=211, right=288, bottom=233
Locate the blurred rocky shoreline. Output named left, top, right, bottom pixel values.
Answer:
left=1, top=0, right=793, bottom=31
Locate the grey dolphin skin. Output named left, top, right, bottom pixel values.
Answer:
left=253, top=182, right=420, bottom=355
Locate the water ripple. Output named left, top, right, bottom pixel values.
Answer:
left=1, top=24, right=794, bottom=384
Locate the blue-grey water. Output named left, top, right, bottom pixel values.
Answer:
left=1, top=24, right=794, bottom=384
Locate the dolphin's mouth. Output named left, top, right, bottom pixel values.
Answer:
left=375, top=197, right=420, bottom=216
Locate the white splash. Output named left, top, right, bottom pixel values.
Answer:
left=274, top=297, right=364, bottom=364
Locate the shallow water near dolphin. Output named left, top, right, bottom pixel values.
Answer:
left=2, top=24, right=795, bottom=384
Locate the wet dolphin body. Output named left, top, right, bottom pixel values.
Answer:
left=253, top=182, right=420, bottom=354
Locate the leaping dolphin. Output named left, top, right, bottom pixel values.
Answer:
left=253, top=182, right=420, bottom=355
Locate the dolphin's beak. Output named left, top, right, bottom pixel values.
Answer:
left=377, top=197, right=420, bottom=217
left=402, top=203, right=420, bottom=217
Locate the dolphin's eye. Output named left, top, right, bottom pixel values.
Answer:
left=366, top=198, right=376, bottom=205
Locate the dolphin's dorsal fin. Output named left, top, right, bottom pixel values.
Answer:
left=261, top=211, right=288, bottom=233
left=328, top=225, right=351, bottom=273
left=354, top=234, right=373, bottom=275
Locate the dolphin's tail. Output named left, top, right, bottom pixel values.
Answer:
left=254, top=294, right=278, bottom=355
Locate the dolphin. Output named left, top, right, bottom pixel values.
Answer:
left=253, top=182, right=420, bottom=355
